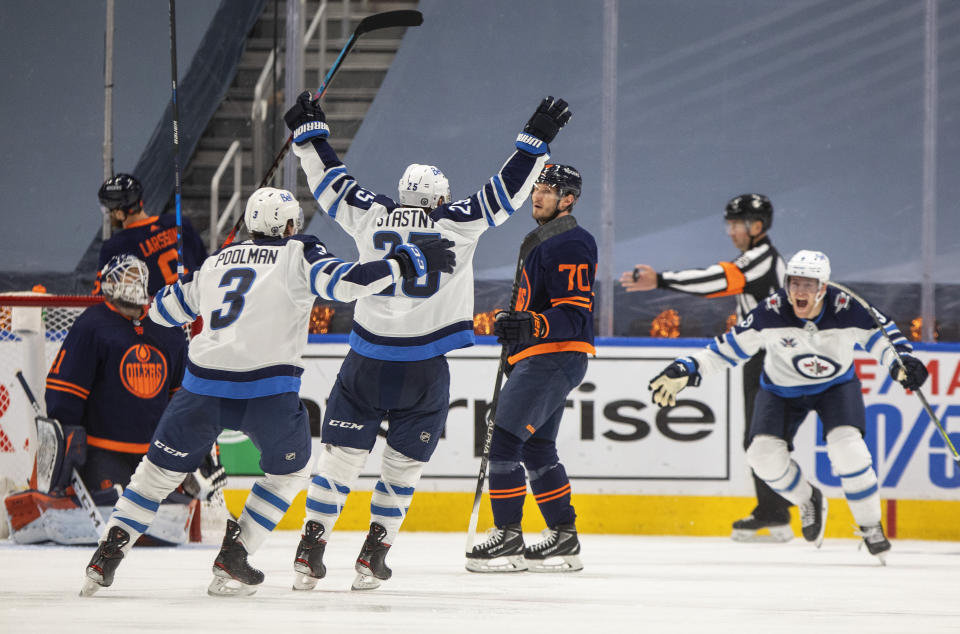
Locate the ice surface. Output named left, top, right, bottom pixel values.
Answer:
left=1, top=532, right=958, bottom=633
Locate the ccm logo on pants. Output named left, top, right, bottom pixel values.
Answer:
left=153, top=439, right=188, bottom=458
left=329, top=420, right=364, bottom=430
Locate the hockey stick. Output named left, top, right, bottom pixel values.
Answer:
left=465, top=214, right=579, bottom=553
left=14, top=371, right=105, bottom=536
left=169, top=0, right=184, bottom=280
left=219, top=9, right=424, bottom=248
left=827, top=281, right=960, bottom=464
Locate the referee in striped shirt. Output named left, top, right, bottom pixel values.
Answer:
left=619, top=193, right=793, bottom=542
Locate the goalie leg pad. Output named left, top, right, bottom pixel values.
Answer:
left=238, top=462, right=312, bottom=555
left=826, top=425, right=881, bottom=526
left=304, top=444, right=367, bottom=539
left=370, top=444, right=425, bottom=543
left=104, top=456, right=186, bottom=547
left=747, top=435, right=812, bottom=507
left=4, top=489, right=101, bottom=545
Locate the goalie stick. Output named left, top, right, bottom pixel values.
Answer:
left=465, top=215, right=579, bottom=553
left=219, top=9, right=424, bottom=248
left=14, top=371, right=104, bottom=537
left=826, top=282, right=960, bottom=465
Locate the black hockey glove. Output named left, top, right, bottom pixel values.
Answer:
left=523, top=96, right=572, bottom=145
left=284, top=90, right=330, bottom=143
left=890, top=354, right=928, bottom=391
left=391, top=236, right=456, bottom=280
left=493, top=310, right=547, bottom=345
left=181, top=452, right=227, bottom=501
left=648, top=358, right=701, bottom=408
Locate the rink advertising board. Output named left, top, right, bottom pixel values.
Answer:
left=218, top=339, right=960, bottom=501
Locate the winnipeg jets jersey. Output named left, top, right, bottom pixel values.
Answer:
left=149, top=235, right=400, bottom=397
left=690, top=287, right=911, bottom=397
left=292, top=136, right=547, bottom=361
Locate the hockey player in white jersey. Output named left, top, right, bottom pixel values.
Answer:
left=282, top=92, right=571, bottom=590
left=80, top=187, right=454, bottom=597
left=648, top=250, right=928, bottom=563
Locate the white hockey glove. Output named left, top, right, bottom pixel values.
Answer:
left=182, top=454, right=227, bottom=501
left=648, top=358, right=701, bottom=407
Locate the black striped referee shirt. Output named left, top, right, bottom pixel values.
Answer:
left=656, top=236, right=785, bottom=320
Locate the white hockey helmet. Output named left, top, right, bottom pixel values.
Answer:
left=785, top=249, right=831, bottom=301
left=100, top=254, right=149, bottom=308
left=245, top=187, right=303, bottom=237
left=397, top=164, right=450, bottom=209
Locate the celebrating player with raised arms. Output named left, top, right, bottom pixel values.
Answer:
left=80, top=187, right=454, bottom=597
left=648, top=250, right=929, bottom=563
left=284, top=92, right=571, bottom=590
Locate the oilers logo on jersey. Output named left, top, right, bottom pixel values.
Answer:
left=119, top=344, right=169, bottom=399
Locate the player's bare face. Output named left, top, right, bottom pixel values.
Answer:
left=788, top=276, right=823, bottom=319
left=531, top=183, right=561, bottom=223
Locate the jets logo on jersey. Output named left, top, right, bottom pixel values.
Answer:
left=834, top=292, right=851, bottom=313
left=764, top=294, right=781, bottom=314
left=792, top=353, right=841, bottom=379
left=118, top=344, right=168, bottom=399
left=780, top=337, right=797, bottom=348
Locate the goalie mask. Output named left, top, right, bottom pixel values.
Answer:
left=785, top=250, right=831, bottom=312
left=245, top=187, right=304, bottom=237
left=100, top=254, right=149, bottom=310
left=398, top=164, right=450, bottom=209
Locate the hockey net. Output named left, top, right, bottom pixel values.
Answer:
left=0, top=292, right=228, bottom=541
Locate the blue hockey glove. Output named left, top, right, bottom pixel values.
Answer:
left=516, top=96, right=572, bottom=154
left=284, top=90, right=330, bottom=143
left=493, top=310, right=547, bottom=345
left=648, top=358, right=701, bottom=407
left=890, top=354, right=928, bottom=391
left=391, top=236, right=456, bottom=280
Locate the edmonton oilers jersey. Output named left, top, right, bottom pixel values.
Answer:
left=150, top=235, right=400, bottom=397
left=98, top=214, right=208, bottom=296
left=45, top=303, right=187, bottom=452
left=690, top=287, right=911, bottom=397
left=505, top=221, right=598, bottom=366
left=292, top=135, right=547, bottom=361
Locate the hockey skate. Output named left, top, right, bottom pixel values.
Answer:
left=856, top=523, right=891, bottom=565
left=80, top=526, right=130, bottom=597
left=465, top=523, right=527, bottom=573
left=730, top=513, right=793, bottom=543
left=352, top=522, right=392, bottom=591
left=524, top=524, right=583, bottom=572
left=207, top=519, right=264, bottom=597
left=292, top=520, right=327, bottom=591
left=799, top=486, right=828, bottom=548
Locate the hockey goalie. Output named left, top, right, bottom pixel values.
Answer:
left=3, top=255, right=225, bottom=545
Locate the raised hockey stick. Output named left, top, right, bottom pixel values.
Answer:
left=168, top=0, right=185, bottom=280
left=827, top=281, right=960, bottom=464
left=219, top=9, right=424, bottom=248
left=14, top=371, right=105, bottom=537
left=465, top=214, right=579, bottom=553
